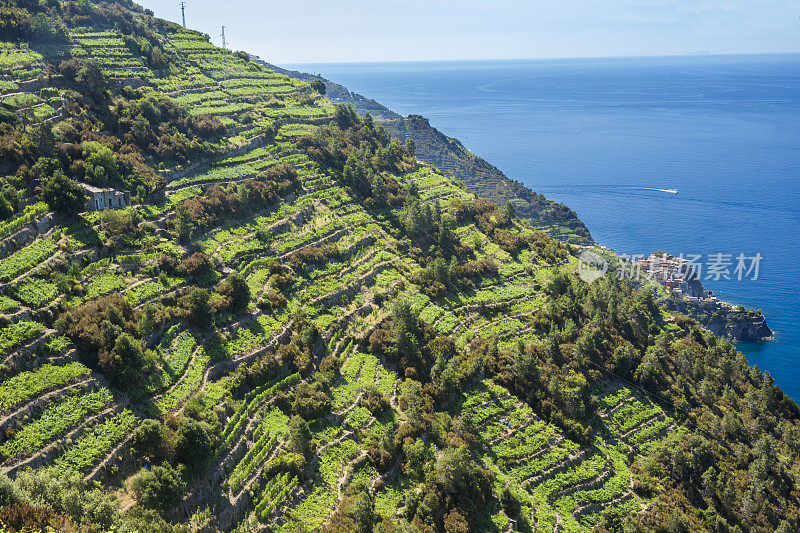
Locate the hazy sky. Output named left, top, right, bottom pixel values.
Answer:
left=137, top=0, right=800, bottom=64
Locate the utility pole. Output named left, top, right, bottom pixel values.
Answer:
left=220, top=25, right=229, bottom=81
left=180, top=1, right=186, bottom=28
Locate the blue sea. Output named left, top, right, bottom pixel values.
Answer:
left=287, top=55, right=800, bottom=401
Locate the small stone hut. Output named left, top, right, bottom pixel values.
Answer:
left=80, top=183, right=131, bottom=211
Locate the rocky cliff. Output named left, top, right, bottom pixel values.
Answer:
left=667, top=297, right=774, bottom=342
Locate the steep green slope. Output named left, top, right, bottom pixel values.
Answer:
left=0, top=2, right=796, bottom=533
left=259, top=61, right=592, bottom=244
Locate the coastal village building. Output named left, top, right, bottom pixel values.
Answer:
left=80, top=183, right=131, bottom=212
left=636, top=252, right=758, bottom=308
left=637, top=253, right=696, bottom=297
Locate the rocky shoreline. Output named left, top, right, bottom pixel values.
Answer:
left=666, top=295, right=774, bottom=343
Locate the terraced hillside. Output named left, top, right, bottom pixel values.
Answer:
left=0, top=2, right=798, bottom=532
left=260, top=61, right=593, bottom=244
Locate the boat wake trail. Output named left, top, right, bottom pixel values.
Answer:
left=636, top=187, right=678, bottom=194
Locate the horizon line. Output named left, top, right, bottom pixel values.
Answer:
left=277, top=50, right=800, bottom=67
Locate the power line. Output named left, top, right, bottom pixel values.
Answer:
left=180, top=1, right=186, bottom=28
left=581, top=355, right=736, bottom=453
left=221, top=25, right=227, bottom=51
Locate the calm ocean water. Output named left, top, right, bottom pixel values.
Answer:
left=288, top=55, right=800, bottom=401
